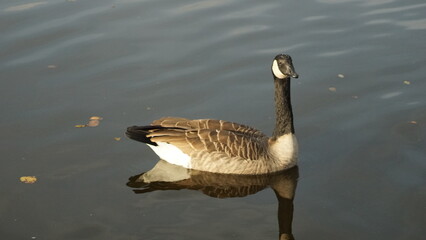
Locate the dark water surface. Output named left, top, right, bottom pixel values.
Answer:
left=1, top=0, right=425, bottom=239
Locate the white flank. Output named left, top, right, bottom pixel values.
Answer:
left=272, top=60, right=285, bottom=79
left=148, top=142, right=192, bottom=168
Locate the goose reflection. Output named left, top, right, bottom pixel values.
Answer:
left=127, top=160, right=299, bottom=240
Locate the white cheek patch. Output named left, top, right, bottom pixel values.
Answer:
left=272, top=60, right=285, bottom=79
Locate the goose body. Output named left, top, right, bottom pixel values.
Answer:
left=127, top=54, right=299, bottom=174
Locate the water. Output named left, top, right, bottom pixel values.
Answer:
left=1, top=0, right=425, bottom=239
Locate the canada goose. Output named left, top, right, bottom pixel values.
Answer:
left=126, top=54, right=299, bottom=174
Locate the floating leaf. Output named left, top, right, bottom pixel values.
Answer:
left=47, top=65, right=57, bottom=69
left=409, top=121, right=417, bottom=124
left=114, top=137, right=121, bottom=141
left=87, top=120, right=100, bottom=127
left=328, top=87, right=337, bottom=92
left=90, top=116, right=103, bottom=120
left=403, top=80, right=411, bottom=85
left=338, top=74, right=345, bottom=78
left=76, top=116, right=103, bottom=128
left=20, top=176, right=37, bottom=184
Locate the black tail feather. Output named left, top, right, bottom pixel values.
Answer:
left=126, top=126, right=158, bottom=146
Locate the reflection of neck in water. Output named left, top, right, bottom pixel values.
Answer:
left=127, top=160, right=298, bottom=239
left=271, top=170, right=298, bottom=240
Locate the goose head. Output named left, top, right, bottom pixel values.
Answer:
left=271, top=54, right=299, bottom=79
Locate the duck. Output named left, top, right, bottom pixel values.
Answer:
left=126, top=54, right=299, bottom=174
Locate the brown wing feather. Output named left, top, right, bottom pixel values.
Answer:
left=151, top=117, right=266, bottom=138
left=147, top=128, right=268, bottom=160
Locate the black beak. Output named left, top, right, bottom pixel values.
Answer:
left=279, top=63, right=298, bottom=79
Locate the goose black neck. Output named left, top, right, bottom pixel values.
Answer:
left=273, top=76, right=294, bottom=137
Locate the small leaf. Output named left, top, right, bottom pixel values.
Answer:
left=337, top=74, right=345, bottom=78
left=403, top=80, right=411, bottom=85
left=86, top=120, right=100, bottom=127
left=87, top=116, right=103, bottom=127
left=20, top=176, right=37, bottom=184
left=114, top=137, right=121, bottom=141
left=90, top=116, right=103, bottom=120
left=328, top=87, right=337, bottom=92
left=76, top=116, right=103, bottom=128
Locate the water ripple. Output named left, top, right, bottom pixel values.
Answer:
left=6, top=33, right=104, bottom=66
left=4, top=1, right=48, bottom=12
left=170, top=0, right=228, bottom=14
left=397, top=18, right=426, bottom=30
left=364, top=3, right=426, bottom=15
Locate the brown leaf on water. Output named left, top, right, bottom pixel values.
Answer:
left=409, top=121, right=417, bottom=124
left=114, top=137, right=121, bottom=141
left=86, top=120, right=100, bottom=127
left=76, top=116, right=103, bottom=128
left=90, top=116, right=103, bottom=120
left=20, top=176, right=37, bottom=184
left=328, top=87, right=337, bottom=92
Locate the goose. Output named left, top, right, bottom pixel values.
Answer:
left=126, top=54, right=299, bottom=174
